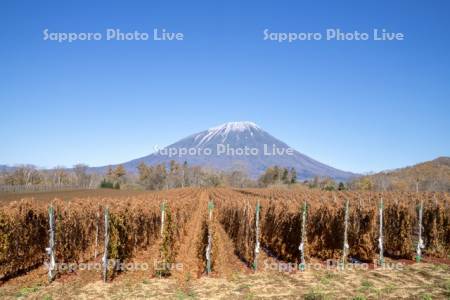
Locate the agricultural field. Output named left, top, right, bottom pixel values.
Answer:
left=0, top=189, right=154, bottom=205
left=0, top=187, right=449, bottom=299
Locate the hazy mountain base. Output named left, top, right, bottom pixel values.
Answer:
left=0, top=263, right=448, bottom=299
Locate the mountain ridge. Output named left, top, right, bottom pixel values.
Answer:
left=351, top=156, right=450, bottom=191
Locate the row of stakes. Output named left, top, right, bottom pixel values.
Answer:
left=45, top=198, right=426, bottom=282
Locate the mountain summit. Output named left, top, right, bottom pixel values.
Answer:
left=97, top=121, right=357, bottom=181
left=195, top=121, right=261, bottom=147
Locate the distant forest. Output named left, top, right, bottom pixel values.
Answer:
left=1, top=157, right=449, bottom=192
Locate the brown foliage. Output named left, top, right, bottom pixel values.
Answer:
left=0, top=187, right=449, bottom=281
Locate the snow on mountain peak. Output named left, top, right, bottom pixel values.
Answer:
left=209, top=121, right=260, bottom=133
left=195, top=121, right=260, bottom=146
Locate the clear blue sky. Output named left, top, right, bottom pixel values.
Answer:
left=1, top=0, right=449, bottom=173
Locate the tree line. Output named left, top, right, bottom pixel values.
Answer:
left=0, top=162, right=300, bottom=190
left=0, top=164, right=97, bottom=188
left=2, top=161, right=446, bottom=192
left=104, top=161, right=260, bottom=189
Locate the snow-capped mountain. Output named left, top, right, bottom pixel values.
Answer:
left=195, top=121, right=261, bottom=147
left=95, top=121, right=357, bottom=181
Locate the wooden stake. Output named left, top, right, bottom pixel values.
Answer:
left=102, top=207, right=109, bottom=282
left=46, top=205, right=56, bottom=282
left=160, top=201, right=166, bottom=237
left=416, top=199, right=424, bottom=262
left=206, top=200, right=214, bottom=275
left=299, top=201, right=307, bottom=271
left=378, top=197, right=384, bottom=265
left=94, top=210, right=99, bottom=259
left=342, top=199, right=350, bottom=265
left=253, top=200, right=261, bottom=271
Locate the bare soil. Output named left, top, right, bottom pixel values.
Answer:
left=0, top=261, right=448, bottom=299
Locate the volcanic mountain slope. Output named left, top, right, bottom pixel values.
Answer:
left=95, top=122, right=357, bottom=181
